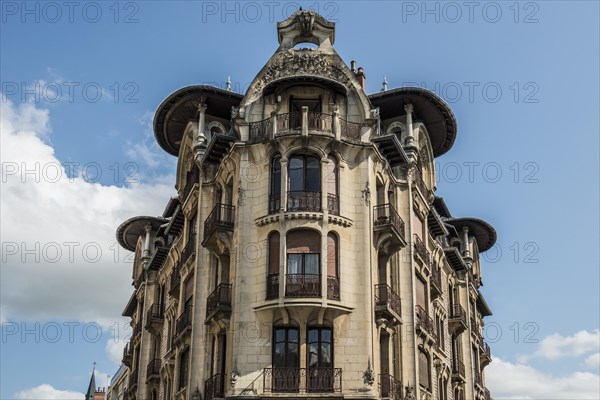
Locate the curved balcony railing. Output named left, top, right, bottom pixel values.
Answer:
left=340, top=118, right=361, bottom=140
left=267, top=273, right=280, bottom=299
left=308, top=112, right=333, bottom=132
left=249, top=117, right=272, bottom=142
left=327, top=276, right=340, bottom=300
left=263, top=367, right=342, bottom=393
left=374, top=203, right=406, bottom=239
left=415, top=305, right=436, bottom=338
left=452, top=358, right=465, bottom=377
left=413, top=234, right=430, bottom=265
left=203, top=203, right=235, bottom=243
left=287, top=191, right=321, bottom=212
left=327, top=193, right=339, bottom=215
left=276, top=112, right=300, bottom=132
left=205, top=283, right=232, bottom=321
left=269, top=193, right=281, bottom=214
left=285, top=274, right=320, bottom=297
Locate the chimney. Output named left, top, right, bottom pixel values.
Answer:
left=350, top=60, right=357, bottom=74
left=356, top=67, right=366, bottom=91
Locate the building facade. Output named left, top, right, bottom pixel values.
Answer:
left=116, top=10, right=496, bottom=400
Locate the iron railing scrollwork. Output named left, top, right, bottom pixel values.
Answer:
left=375, top=284, right=402, bottom=317
left=263, top=367, right=342, bottom=393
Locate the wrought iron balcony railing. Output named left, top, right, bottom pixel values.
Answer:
left=249, top=117, right=272, bottom=142
left=373, top=203, right=406, bottom=239
left=430, top=262, right=442, bottom=297
left=182, top=238, right=196, bottom=264
left=205, top=283, right=232, bottom=321
left=340, top=118, right=361, bottom=140
left=263, top=367, right=342, bottom=393
left=287, top=191, right=321, bottom=212
left=452, top=358, right=465, bottom=379
left=413, top=234, right=430, bottom=265
left=268, top=193, right=281, bottom=214
left=375, top=284, right=402, bottom=319
left=204, top=373, right=225, bottom=400
left=379, top=373, right=402, bottom=400
left=327, top=276, right=340, bottom=300
left=175, top=307, right=192, bottom=337
left=415, top=305, right=436, bottom=339
left=169, top=264, right=181, bottom=296
left=448, top=304, right=468, bottom=334
left=327, top=193, right=339, bottom=215
left=285, top=274, right=320, bottom=297
left=146, top=303, right=164, bottom=322
left=183, top=167, right=199, bottom=200
left=203, top=203, right=235, bottom=242
left=146, top=359, right=160, bottom=382
left=267, top=273, right=279, bottom=299
left=276, top=112, right=300, bottom=132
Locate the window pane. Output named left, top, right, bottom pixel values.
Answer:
left=289, top=157, right=304, bottom=191
left=308, top=342, right=318, bottom=367
left=288, top=328, right=299, bottom=343
left=274, top=343, right=285, bottom=367
left=287, top=254, right=302, bottom=274
left=307, top=328, right=318, bottom=344
left=305, top=157, right=320, bottom=191
left=275, top=329, right=285, bottom=343
left=304, top=254, right=319, bottom=275
left=271, top=159, right=281, bottom=194
left=321, top=343, right=332, bottom=367
left=321, top=328, right=331, bottom=344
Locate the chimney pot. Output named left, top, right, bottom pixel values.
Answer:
left=350, top=60, right=357, bottom=73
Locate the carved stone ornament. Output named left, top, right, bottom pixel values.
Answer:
left=252, top=50, right=350, bottom=98
left=362, top=359, right=375, bottom=386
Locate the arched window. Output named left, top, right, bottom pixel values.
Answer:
left=326, top=233, right=339, bottom=300
left=267, top=232, right=280, bottom=299
left=326, top=155, right=339, bottom=215
left=288, top=155, right=321, bottom=211
left=286, top=230, right=320, bottom=297
left=270, top=156, right=281, bottom=213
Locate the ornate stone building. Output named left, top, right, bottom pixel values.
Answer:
left=116, top=10, right=496, bottom=400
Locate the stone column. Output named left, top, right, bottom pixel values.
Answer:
left=280, top=158, right=288, bottom=212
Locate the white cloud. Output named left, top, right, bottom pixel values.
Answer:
left=106, top=337, right=127, bottom=366
left=585, top=353, right=600, bottom=369
left=14, top=384, right=84, bottom=400
left=125, top=110, right=174, bottom=169
left=487, top=357, right=600, bottom=399
left=526, top=329, right=600, bottom=361
left=0, top=98, right=175, bottom=324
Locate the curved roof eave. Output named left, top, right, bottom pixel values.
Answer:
left=444, top=217, right=497, bottom=253
left=368, top=87, right=457, bottom=157
left=116, top=216, right=169, bottom=252
left=153, top=85, right=243, bottom=156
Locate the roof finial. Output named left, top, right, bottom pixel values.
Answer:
left=381, top=75, right=388, bottom=92
left=92, top=361, right=96, bottom=373
left=226, top=76, right=232, bottom=91
left=299, top=7, right=303, bottom=11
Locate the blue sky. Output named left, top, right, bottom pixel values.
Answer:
left=1, top=1, right=599, bottom=399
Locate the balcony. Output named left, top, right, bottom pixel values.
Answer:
left=327, top=276, right=340, bottom=300
left=204, top=373, right=225, bottom=400
left=373, top=204, right=407, bottom=255
left=285, top=274, right=321, bottom=297
left=308, top=112, right=333, bottom=133
left=175, top=307, right=192, bottom=340
left=148, top=246, right=169, bottom=271
left=430, top=262, right=442, bottom=298
left=145, top=303, right=164, bottom=336
left=202, top=203, right=235, bottom=250
left=413, top=234, right=430, bottom=266
left=182, top=167, right=199, bottom=201
left=122, top=342, right=133, bottom=367
left=287, top=191, right=321, bottom=212
left=146, top=359, right=160, bottom=383
left=448, top=304, right=468, bottom=335
left=205, top=283, right=232, bottom=323
left=267, top=274, right=279, bottom=299
left=413, top=167, right=432, bottom=200
left=249, top=117, right=272, bottom=142
left=132, top=320, right=142, bottom=341
left=128, top=371, right=138, bottom=392
left=474, top=371, right=483, bottom=389
left=276, top=112, right=300, bottom=133
left=451, top=359, right=465, bottom=382
left=340, top=118, right=361, bottom=140
left=379, top=373, right=402, bottom=400
left=181, top=238, right=196, bottom=265
left=375, top=284, right=402, bottom=323
left=415, top=305, right=436, bottom=342
left=269, top=193, right=281, bottom=214
left=169, top=265, right=181, bottom=297
left=263, top=368, right=342, bottom=393
left=327, top=193, right=339, bottom=215
left=481, top=342, right=492, bottom=367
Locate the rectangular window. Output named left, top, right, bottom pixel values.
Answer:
left=418, top=349, right=430, bottom=390
left=416, top=276, right=427, bottom=311
left=178, top=349, right=189, bottom=389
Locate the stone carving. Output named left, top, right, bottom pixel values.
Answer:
left=253, top=50, right=350, bottom=98
left=362, top=359, right=375, bottom=386
left=298, top=11, right=314, bottom=36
